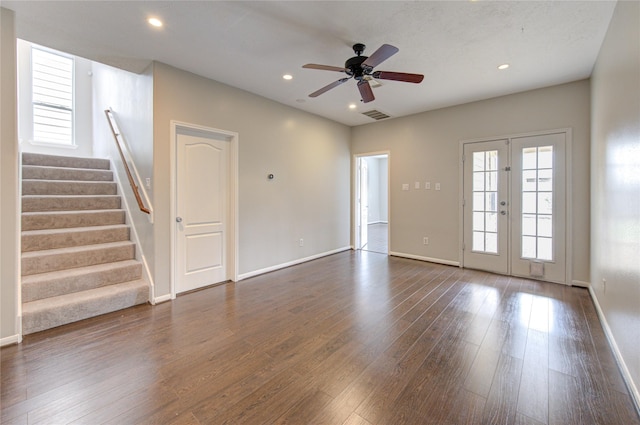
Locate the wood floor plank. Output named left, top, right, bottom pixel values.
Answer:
left=1, top=251, right=637, bottom=425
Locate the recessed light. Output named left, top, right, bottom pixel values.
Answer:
left=349, top=104, right=357, bottom=110
left=282, top=74, right=293, bottom=80
left=148, top=17, right=163, bottom=28
left=497, top=63, right=510, bottom=70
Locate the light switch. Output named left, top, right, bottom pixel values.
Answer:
left=435, top=183, right=441, bottom=191
left=414, top=182, right=420, bottom=189
left=425, top=182, right=431, bottom=190
left=402, top=184, right=409, bottom=191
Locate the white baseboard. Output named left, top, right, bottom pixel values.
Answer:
left=238, top=246, right=352, bottom=281
left=389, top=251, right=460, bottom=267
left=154, top=294, right=173, bottom=304
left=571, top=279, right=590, bottom=288
left=588, top=286, right=640, bottom=415
left=0, top=334, right=22, bottom=347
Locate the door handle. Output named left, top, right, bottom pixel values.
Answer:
left=176, top=217, right=183, bottom=223
left=500, top=211, right=507, bottom=215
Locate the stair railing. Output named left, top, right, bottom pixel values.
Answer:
left=104, top=108, right=152, bottom=217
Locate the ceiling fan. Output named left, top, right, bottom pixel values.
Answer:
left=303, top=43, right=424, bottom=103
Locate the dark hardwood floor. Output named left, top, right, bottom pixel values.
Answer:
left=1, top=251, right=638, bottom=425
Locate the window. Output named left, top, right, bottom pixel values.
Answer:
left=472, top=150, right=499, bottom=254
left=521, top=146, right=553, bottom=260
left=32, top=47, right=74, bottom=145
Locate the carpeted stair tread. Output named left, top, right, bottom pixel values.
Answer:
left=22, top=209, right=126, bottom=230
left=20, top=152, right=149, bottom=334
left=22, top=152, right=110, bottom=170
left=22, top=260, right=142, bottom=302
left=22, top=165, right=113, bottom=182
left=22, top=195, right=121, bottom=212
left=22, top=224, right=130, bottom=252
left=22, top=180, right=117, bottom=196
left=22, top=240, right=136, bottom=276
left=22, top=280, right=149, bottom=335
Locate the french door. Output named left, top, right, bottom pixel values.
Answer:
left=462, top=132, right=567, bottom=284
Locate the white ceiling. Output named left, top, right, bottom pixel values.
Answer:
left=4, top=1, right=616, bottom=127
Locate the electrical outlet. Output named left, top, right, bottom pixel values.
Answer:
left=299, top=238, right=304, bottom=247
left=425, top=182, right=431, bottom=190
left=402, top=184, right=409, bottom=191
left=423, top=237, right=429, bottom=245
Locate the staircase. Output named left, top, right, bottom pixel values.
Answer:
left=21, top=153, right=149, bottom=335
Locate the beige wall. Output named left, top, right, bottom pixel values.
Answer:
left=92, top=61, right=155, bottom=296
left=352, top=80, right=591, bottom=283
left=152, top=63, right=351, bottom=296
left=1, top=7, right=20, bottom=342
left=591, top=0, right=640, bottom=404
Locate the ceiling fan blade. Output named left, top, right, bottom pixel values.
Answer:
left=309, top=77, right=350, bottom=98
left=373, top=71, right=424, bottom=83
left=303, top=64, right=347, bottom=73
left=361, top=44, right=399, bottom=70
left=357, top=80, right=375, bottom=103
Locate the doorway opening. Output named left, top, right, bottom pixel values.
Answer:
left=355, top=153, right=389, bottom=254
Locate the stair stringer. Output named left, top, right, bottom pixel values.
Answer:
left=107, top=158, right=156, bottom=304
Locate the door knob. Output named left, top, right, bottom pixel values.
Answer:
left=176, top=217, right=183, bottom=223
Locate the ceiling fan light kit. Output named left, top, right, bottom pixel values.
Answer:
left=303, top=43, right=424, bottom=103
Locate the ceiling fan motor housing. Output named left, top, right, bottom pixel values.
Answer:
left=345, top=56, right=368, bottom=79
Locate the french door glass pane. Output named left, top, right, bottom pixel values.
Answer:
left=521, top=146, right=554, bottom=260
left=472, top=150, right=499, bottom=254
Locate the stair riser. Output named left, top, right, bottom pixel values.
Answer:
left=22, top=282, right=148, bottom=335
left=22, top=227, right=130, bottom=252
left=22, top=181, right=117, bottom=196
left=22, top=211, right=126, bottom=231
left=22, top=244, right=135, bottom=276
left=22, top=196, right=121, bottom=212
left=22, top=166, right=113, bottom=182
left=22, top=262, right=142, bottom=302
left=22, top=153, right=110, bottom=170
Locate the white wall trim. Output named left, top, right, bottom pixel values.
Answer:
left=109, top=158, right=155, bottom=303
left=170, top=121, right=239, bottom=299
left=588, top=286, right=640, bottom=415
left=0, top=334, right=22, bottom=347
left=15, top=150, right=23, bottom=343
left=238, top=246, right=352, bottom=281
left=390, top=251, right=460, bottom=267
left=154, top=294, right=172, bottom=304
left=571, top=279, right=590, bottom=288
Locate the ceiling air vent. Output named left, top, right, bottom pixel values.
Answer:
left=362, top=110, right=391, bottom=120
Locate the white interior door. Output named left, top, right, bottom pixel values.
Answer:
left=176, top=133, right=229, bottom=293
left=463, top=140, right=510, bottom=275
left=359, top=158, right=369, bottom=249
left=462, top=132, right=567, bottom=283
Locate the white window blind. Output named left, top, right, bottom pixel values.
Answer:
left=32, top=47, right=74, bottom=145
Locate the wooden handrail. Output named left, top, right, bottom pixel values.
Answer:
left=104, top=109, right=151, bottom=214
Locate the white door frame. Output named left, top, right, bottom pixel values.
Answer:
left=353, top=151, right=390, bottom=253
left=170, top=121, right=239, bottom=299
left=458, top=128, right=573, bottom=284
